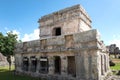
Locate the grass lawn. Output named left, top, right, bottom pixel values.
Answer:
left=110, top=58, right=120, bottom=75
left=110, top=58, right=120, bottom=70
left=0, top=65, right=41, bottom=80
left=110, top=63, right=120, bottom=71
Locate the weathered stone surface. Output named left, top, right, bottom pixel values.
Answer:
left=39, top=4, right=91, bottom=39
left=0, top=53, right=8, bottom=66
left=14, top=4, right=110, bottom=80
left=15, top=30, right=99, bottom=54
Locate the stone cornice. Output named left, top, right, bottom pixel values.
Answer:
left=38, top=4, right=91, bottom=24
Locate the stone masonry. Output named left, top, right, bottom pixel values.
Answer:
left=14, top=4, right=111, bottom=80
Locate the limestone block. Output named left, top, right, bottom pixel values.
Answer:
left=47, top=36, right=65, bottom=46
left=48, top=56, right=54, bottom=74
left=79, top=20, right=91, bottom=32
left=15, top=43, right=23, bottom=49
left=65, top=35, right=74, bottom=48
left=35, top=47, right=40, bottom=52
left=61, top=56, right=67, bottom=75
left=40, top=39, right=47, bottom=49
left=27, top=48, right=32, bottom=52
left=73, top=29, right=97, bottom=43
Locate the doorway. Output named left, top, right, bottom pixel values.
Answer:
left=40, top=57, right=48, bottom=73
left=23, top=57, right=29, bottom=71
left=30, top=56, right=37, bottom=72
left=54, top=56, right=61, bottom=74
left=68, top=56, right=76, bottom=77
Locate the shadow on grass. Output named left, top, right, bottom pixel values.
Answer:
left=0, top=69, right=41, bottom=80
left=0, top=69, right=8, bottom=72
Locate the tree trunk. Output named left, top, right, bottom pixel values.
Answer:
left=7, top=55, right=12, bottom=71
left=9, top=62, right=11, bottom=71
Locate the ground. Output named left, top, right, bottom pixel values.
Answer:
left=107, top=55, right=120, bottom=80
left=107, top=75, right=120, bottom=80
left=0, top=65, right=42, bottom=80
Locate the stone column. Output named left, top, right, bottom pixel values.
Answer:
left=61, top=56, right=68, bottom=75
left=75, top=52, right=86, bottom=79
left=106, top=54, right=110, bottom=71
left=36, top=57, right=40, bottom=73
left=18, top=54, right=23, bottom=72
left=48, top=56, right=54, bottom=75
left=101, top=54, right=105, bottom=75
left=104, top=54, right=107, bottom=72
left=28, top=56, right=31, bottom=72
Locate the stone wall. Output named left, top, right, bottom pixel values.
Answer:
left=15, top=29, right=98, bottom=54
left=14, top=29, right=110, bottom=80
left=38, top=4, right=92, bottom=39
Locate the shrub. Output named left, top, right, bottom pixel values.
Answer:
left=110, top=60, right=115, bottom=66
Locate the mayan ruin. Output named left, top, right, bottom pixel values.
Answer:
left=14, top=4, right=111, bottom=80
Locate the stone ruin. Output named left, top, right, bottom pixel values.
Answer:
left=0, top=53, right=8, bottom=66
left=14, top=4, right=111, bottom=80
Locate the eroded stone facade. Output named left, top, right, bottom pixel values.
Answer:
left=14, top=4, right=111, bottom=80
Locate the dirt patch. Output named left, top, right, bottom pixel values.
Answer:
left=112, top=59, right=120, bottom=63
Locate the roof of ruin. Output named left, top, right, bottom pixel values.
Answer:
left=38, top=4, right=91, bottom=23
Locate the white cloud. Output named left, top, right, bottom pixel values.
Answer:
left=12, top=30, right=20, bottom=35
left=108, top=34, right=120, bottom=48
left=12, top=30, right=20, bottom=40
left=4, top=28, right=39, bottom=42
left=22, top=29, right=39, bottom=42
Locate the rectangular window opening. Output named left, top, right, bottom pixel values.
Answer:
left=55, top=27, right=61, bottom=36
left=53, top=27, right=61, bottom=36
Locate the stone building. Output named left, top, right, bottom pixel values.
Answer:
left=0, top=53, right=8, bottom=66
left=14, top=4, right=111, bottom=80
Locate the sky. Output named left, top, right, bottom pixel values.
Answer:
left=0, top=0, right=120, bottom=47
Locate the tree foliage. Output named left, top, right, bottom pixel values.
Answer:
left=0, top=31, right=18, bottom=56
left=109, top=44, right=120, bottom=58
left=0, top=31, right=19, bottom=70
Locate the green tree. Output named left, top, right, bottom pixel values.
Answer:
left=0, top=31, right=19, bottom=70
left=0, top=32, right=4, bottom=53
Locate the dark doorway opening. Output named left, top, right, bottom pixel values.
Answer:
left=40, top=57, right=48, bottom=74
left=23, top=57, right=29, bottom=71
left=30, top=56, right=37, bottom=72
left=54, top=56, right=61, bottom=74
left=68, top=56, right=76, bottom=77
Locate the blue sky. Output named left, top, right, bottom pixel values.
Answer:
left=0, top=0, right=120, bottom=47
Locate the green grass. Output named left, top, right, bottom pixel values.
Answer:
left=110, top=58, right=120, bottom=71
left=110, top=58, right=120, bottom=75
left=0, top=65, right=41, bottom=80
left=110, top=63, right=120, bottom=71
